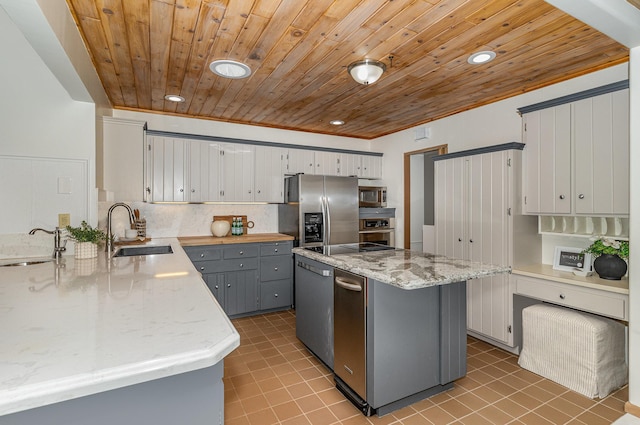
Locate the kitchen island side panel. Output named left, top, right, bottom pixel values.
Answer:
left=1, top=362, right=224, bottom=425
left=368, top=279, right=441, bottom=409
left=440, top=281, right=467, bottom=383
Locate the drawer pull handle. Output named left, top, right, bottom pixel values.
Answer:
left=559, top=294, right=566, bottom=300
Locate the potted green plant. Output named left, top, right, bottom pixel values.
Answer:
left=582, top=237, right=629, bottom=280
left=66, top=221, right=106, bottom=259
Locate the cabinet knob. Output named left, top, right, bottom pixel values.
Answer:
left=559, top=294, right=565, bottom=300
left=578, top=194, right=585, bottom=199
left=257, top=190, right=261, bottom=194
left=248, top=190, right=252, bottom=194
left=274, top=248, right=278, bottom=252
left=227, top=284, right=231, bottom=288
left=559, top=195, right=565, bottom=200
left=200, top=253, right=204, bottom=258
left=274, top=293, right=278, bottom=298
left=470, top=239, right=474, bottom=243
left=458, top=238, right=462, bottom=242
left=191, top=189, right=195, bottom=193
left=179, top=188, right=184, bottom=192
left=200, top=266, right=205, bottom=271
left=239, top=251, right=243, bottom=255
left=274, top=267, right=278, bottom=271
left=239, top=263, right=243, bottom=268
left=214, top=285, right=219, bottom=289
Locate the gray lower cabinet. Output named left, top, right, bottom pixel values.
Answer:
left=184, top=241, right=293, bottom=317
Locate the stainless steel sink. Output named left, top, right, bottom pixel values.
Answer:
left=113, top=245, right=174, bottom=257
left=0, top=260, right=53, bottom=267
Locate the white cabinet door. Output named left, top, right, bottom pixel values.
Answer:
left=148, top=136, right=188, bottom=202
left=435, top=149, right=516, bottom=346
left=466, top=151, right=511, bottom=345
left=337, top=153, right=359, bottom=177
left=314, top=151, right=339, bottom=175
left=573, top=90, right=629, bottom=215
left=287, top=149, right=315, bottom=175
left=522, top=105, right=571, bottom=214
left=102, top=117, right=145, bottom=202
left=221, top=144, right=254, bottom=202
left=360, top=155, right=382, bottom=179
left=254, top=145, right=286, bottom=203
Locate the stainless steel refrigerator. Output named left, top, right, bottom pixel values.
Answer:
left=278, top=175, right=359, bottom=247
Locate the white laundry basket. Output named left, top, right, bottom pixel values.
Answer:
left=518, top=304, right=627, bottom=398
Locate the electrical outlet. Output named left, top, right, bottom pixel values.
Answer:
left=58, top=213, right=71, bottom=228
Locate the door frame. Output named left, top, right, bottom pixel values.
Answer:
left=403, top=144, right=448, bottom=250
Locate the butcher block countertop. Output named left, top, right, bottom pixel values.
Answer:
left=179, top=233, right=294, bottom=246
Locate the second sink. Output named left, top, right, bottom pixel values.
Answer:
left=114, top=245, right=174, bottom=257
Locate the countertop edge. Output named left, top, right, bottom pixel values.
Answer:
left=512, top=265, right=629, bottom=295
left=179, top=233, right=294, bottom=246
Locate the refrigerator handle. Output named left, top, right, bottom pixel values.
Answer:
left=323, top=195, right=331, bottom=245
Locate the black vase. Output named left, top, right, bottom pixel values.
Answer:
left=593, top=254, right=627, bottom=280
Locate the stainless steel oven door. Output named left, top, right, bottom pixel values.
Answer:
left=358, top=230, right=394, bottom=246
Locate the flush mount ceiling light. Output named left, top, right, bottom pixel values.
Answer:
left=467, top=51, right=496, bottom=65
left=330, top=120, right=345, bottom=126
left=209, top=60, right=252, bottom=79
left=347, top=59, right=386, bottom=85
left=164, top=94, right=185, bottom=102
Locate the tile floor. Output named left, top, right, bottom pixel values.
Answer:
left=223, top=310, right=627, bottom=425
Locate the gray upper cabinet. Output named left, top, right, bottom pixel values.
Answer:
left=522, top=88, right=629, bottom=216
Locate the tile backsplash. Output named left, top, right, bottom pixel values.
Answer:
left=97, top=202, right=279, bottom=239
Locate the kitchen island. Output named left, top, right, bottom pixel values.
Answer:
left=293, top=244, right=510, bottom=416
left=0, top=238, right=239, bottom=425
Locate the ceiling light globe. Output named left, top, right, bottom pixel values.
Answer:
left=348, top=59, right=386, bottom=85
left=467, top=51, right=496, bottom=65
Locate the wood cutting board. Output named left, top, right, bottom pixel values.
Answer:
left=213, top=215, right=249, bottom=236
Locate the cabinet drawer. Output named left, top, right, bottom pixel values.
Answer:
left=194, top=260, right=221, bottom=275
left=515, top=276, right=627, bottom=320
left=260, top=256, right=293, bottom=282
left=223, top=245, right=258, bottom=259
left=260, top=242, right=292, bottom=257
left=218, top=258, right=259, bottom=272
left=184, top=246, right=222, bottom=262
left=260, top=279, right=292, bottom=310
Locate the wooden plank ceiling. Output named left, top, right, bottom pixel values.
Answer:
left=66, top=0, right=628, bottom=140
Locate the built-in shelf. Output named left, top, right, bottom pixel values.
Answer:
left=538, top=216, right=629, bottom=240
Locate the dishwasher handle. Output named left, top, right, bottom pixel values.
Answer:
left=297, top=260, right=332, bottom=277
left=335, top=277, right=363, bottom=292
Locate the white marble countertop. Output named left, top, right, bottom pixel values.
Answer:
left=293, top=246, right=510, bottom=290
left=0, top=238, right=239, bottom=416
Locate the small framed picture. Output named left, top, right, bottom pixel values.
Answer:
left=553, top=246, right=592, bottom=272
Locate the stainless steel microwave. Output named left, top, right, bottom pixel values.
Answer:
left=358, top=186, right=387, bottom=207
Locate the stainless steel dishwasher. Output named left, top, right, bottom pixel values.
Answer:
left=333, top=268, right=371, bottom=415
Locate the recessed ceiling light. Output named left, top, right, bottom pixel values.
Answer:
left=467, top=51, right=496, bottom=65
left=164, top=94, right=185, bottom=102
left=330, top=120, right=345, bottom=126
left=209, top=60, right=252, bottom=79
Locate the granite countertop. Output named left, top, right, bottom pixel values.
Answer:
left=293, top=246, right=510, bottom=290
left=179, top=233, right=294, bottom=246
left=0, top=238, right=239, bottom=416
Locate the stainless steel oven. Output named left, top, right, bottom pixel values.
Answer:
left=358, top=216, right=395, bottom=246
left=358, top=186, right=387, bottom=208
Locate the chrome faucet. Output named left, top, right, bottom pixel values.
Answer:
left=106, top=203, right=136, bottom=253
left=29, top=227, right=67, bottom=260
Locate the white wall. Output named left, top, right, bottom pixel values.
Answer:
left=374, top=63, right=629, bottom=248
left=0, top=6, right=96, bottom=256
